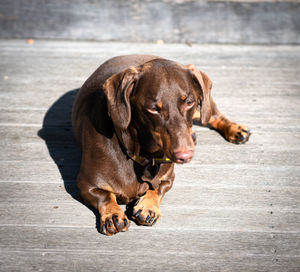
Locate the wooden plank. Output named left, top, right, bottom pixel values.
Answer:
left=0, top=108, right=300, bottom=128
left=0, top=139, right=299, bottom=168
left=0, top=226, right=299, bottom=259
left=1, top=64, right=298, bottom=86
left=1, top=202, right=299, bottom=233
left=0, top=78, right=299, bottom=110
left=1, top=40, right=300, bottom=65
left=0, top=135, right=299, bottom=167
left=0, top=126, right=76, bottom=144
left=1, top=42, right=298, bottom=70
left=1, top=67, right=299, bottom=99
left=1, top=107, right=300, bottom=131
left=0, top=161, right=74, bottom=183
left=0, top=43, right=299, bottom=95
left=1, top=123, right=300, bottom=146
left=0, top=183, right=299, bottom=232
left=0, top=182, right=299, bottom=211
left=1, top=160, right=299, bottom=187
left=1, top=251, right=299, bottom=272
left=0, top=160, right=299, bottom=187
left=0, top=142, right=81, bottom=162
left=175, top=164, right=300, bottom=187
left=1, top=135, right=299, bottom=162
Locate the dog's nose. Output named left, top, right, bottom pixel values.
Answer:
left=174, top=150, right=194, bottom=164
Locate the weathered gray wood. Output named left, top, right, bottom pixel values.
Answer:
left=1, top=141, right=299, bottom=172
left=0, top=226, right=299, bottom=272
left=0, top=40, right=299, bottom=272
left=1, top=108, right=300, bottom=129
left=0, top=251, right=299, bottom=272
left=1, top=124, right=300, bottom=146
left=0, top=88, right=298, bottom=114
left=1, top=160, right=299, bottom=187
left=1, top=73, right=299, bottom=98
left=0, top=202, right=299, bottom=233
left=1, top=225, right=299, bottom=256
left=1, top=131, right=300, bottom=159
left=1, top=40, right=299, bottom=64
left=1, top=41, right=299, bottom=78
left=1, top=182, right=299, bottom=211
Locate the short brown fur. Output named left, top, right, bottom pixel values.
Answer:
left=72, top=55, right=251, bottom=235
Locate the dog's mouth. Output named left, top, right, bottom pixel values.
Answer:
left=141, top=149, right=165, bottom=161
left=139, top=132, right=196, bottom=164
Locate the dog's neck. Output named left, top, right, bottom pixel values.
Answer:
left=114, top=125, right=172, bottom=189
left=114, top=126, right=171, bottom=166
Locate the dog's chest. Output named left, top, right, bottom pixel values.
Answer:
left=114, top=163, right=174, bottom=204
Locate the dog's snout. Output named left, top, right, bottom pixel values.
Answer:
left=174, top=150, right=194, bottom=164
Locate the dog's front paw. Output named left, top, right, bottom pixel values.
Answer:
left=226, top=123, right=251, bottom=144
left=132, top=196, right=161, bottom=226
left=100, top=207, right=130, bottom=236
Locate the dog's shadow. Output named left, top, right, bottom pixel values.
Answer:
left=38, top=89, right=101, bottom=231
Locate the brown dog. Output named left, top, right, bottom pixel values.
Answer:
left=72, top=55, right=250, bottom=235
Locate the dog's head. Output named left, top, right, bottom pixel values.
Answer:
left=103, top=59, right=212, bottom=164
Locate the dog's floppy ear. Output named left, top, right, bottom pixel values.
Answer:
left=185, top=64, right=212, bottom=125
left=103, top=66, right=140, bottom=129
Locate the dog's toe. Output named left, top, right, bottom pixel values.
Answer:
left=227, top=124, right=251, bottom=144
left=100, top=212, right=130, bottom=236
left=133, top=206, right=160, bottom=226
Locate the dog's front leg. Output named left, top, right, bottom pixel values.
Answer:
left=79, top=184, right=130, bottom=236
left=208, top=114, right=251, bottom=144
left=204, top=95, right=251, bottom=144
left=132, top=179, right=173, bottom=226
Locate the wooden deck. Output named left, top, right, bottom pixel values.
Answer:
left=0, top=40, right=299, bottom=272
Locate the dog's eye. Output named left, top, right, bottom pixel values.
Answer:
left=146, top=102, right=162, bottom=115
left=181, top=95, right=195, bottom=111
left=185, top=100, right=195, bottom=110
left=146, top=106, right=160, bottom=115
